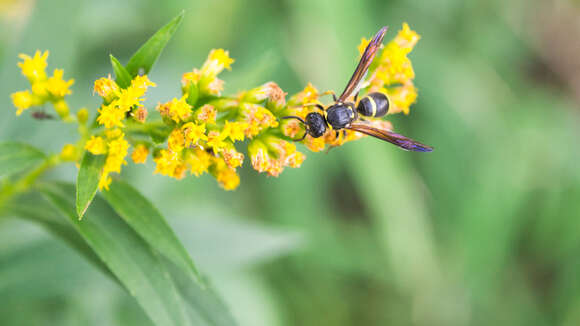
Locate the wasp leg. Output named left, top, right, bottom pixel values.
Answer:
left=320, top=90, right=337, bottom=102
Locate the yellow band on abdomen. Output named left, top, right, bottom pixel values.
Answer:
left=368, top=96, right=377, bottom=117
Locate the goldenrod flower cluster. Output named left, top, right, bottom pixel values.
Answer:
left=11, top=23, right=421, bottom=191
left=11, top=50, right=74, bottom=118
left=360, top=22, right=420, bottom=115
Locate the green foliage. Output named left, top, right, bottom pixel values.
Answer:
left=40, top=182, right=237, bottom=326
left=110, top=54, right=132, bottom=89
left=125, top=11, right=184, bottom=77
left=76, top=152, right=105, bottom=219
left=101, top=180, right=202, bottom=285
left=0, top=142, right=45, bottom=179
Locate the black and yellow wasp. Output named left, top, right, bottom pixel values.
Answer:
left=283, top=26, right=433, bottom=152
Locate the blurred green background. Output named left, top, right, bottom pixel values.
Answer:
left=1, top=0, right=580, bottom=325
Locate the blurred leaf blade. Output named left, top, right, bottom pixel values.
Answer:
left=0, top=142, right=45, bottom=179
left=76, top=152, right=106, bottom=219
left=102, top=180, right=203, bottom=285
left=40, top=182, right=190, bottom=326
left=125, top=11, right=184, bottom=77
left=110, top=54, right=132, bottom=88
left=37, top=182, right=238, bottom=326
left=5, top=191, right=115, bottom=280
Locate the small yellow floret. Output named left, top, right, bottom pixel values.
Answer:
left=131, top=145, right=149, bottom=164
left=11, top=90, right=33, bottom=115
left=17, top=50, right=49, bottom=82
left=46, top=69, right=74, bottom=97
left=85, top=136, right=107, bottom=155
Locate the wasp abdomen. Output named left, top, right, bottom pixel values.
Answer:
left=357, top=92, right=389, bottom=118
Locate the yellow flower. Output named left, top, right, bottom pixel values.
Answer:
left=168, top=128, right=185, bottom=153
left=104, top=136, right=129, bottom=174
left=222, top=147, right=244, bottom=169
left=216, top=166, right=240, bottom=190
left=182, top=122, right=207, bottom=146
left=209, top=49, right=234, bottom=70
left=31, top=81, right=48, bottom=97
left=85, top=136, right=107, bottom=155
left=60, top=144, right=78, bottom=162
left=11, top=90, right=34, bottom=115
left=181, top=69, right=201, bottom=87
left=195, top=104, right=217, bottom=124
left=239, top=103, right=278, bottom=138
left=395, top=23, right=420, bottom=50
left=244, top=82, right=287, bottom=108
left=202, top=49, right=234, bottom=77
left=212, top=157, right=240, bottom=190
left=304, top=135, right=326, bottom=152
left=131, top=75, right=156, bottom=90
left=97, top=103, right=126, bottom=128
left=206, top=131, right=228, bottom=152
left=105, top=128, right=123, bottom=139
left=385, top=83, right=418, bottom=115
left=98, top=174, right=112, bottom=191
left=288, top=82, right=319, bottom=106
left=185, top=148, right=212, bottom=176
left=116, top=86, right=145, bottom=111
left=46, top=69, right=74, bottom=97
left=248, top=140, right=274, bottom=175
left=222, top=121, right=247, bottom=142
left=131, top=145, right=149, bottom=164
left=158, top=95, right=192, bottom=123
left=154, top=149, right=185, bottom=179
left=94, top=76, right=119, bottom=100
left=17, top=50, right=49, bottom=82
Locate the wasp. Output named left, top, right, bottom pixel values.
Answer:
left=283, top=26, right=433, bottom=152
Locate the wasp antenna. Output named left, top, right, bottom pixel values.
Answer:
left=281, top=115, right=306, bottom=124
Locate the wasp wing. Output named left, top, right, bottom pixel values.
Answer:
left=338, top=26, right=388, bottom=103
left=346, top=122, right=433, bottom=152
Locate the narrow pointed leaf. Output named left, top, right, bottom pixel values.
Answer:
left=40, top=183, right=190, bottom=326
left=5, top=191, right=115, bottom=280
left=76, top=152, right=105, bottom=219
left=125, top=11, right=184, bottom=77
left=0, top=142, right=45, bottom=178
left=110, top=54, right=132, bottom=88
left=102, top=180, right=203, bottom=285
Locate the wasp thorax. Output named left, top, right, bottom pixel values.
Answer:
left=326, top=103, right=355, bottom=130
left=305, top=112, right=327, bottom=138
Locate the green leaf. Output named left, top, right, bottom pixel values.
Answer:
left=40, top=183, right=189, bottom=326
left=76, top=152, right=106, bottom=219
left=37, top=182, right=237, bottom=326
left=5, top=191, right=115, bottom=280
left=110, top=54, right=132, bottom=88
left=0, top=142, right=45, bottom=178
left=102, top=180, right=203, bottom=285
left=125, top=11, right=184, bottom=77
